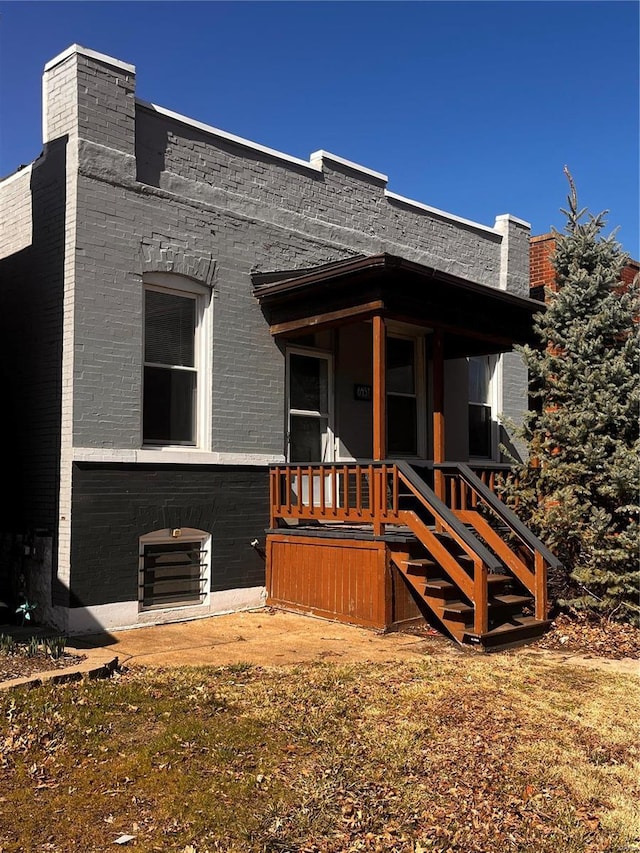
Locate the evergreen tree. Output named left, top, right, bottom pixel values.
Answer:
left=504, top=171, right=639, bottom=624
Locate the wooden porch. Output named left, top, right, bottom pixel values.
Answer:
left=255, top=253, right=560, bottom=650
left=266, top=461, right=559, bottom=649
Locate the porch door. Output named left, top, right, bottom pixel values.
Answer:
left=287, top=349, right=333, bottom=462
left=287, top=349, right=334, bottom=505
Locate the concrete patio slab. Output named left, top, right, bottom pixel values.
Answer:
left=75, top=608, right=458, bottom=668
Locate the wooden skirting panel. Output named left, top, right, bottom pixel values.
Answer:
left=390, top=566, right=423, bottom=625
left=267, top=534, right=390, bottom=629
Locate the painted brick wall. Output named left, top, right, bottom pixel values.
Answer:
left=0, top=169, right=32, bottom=256
left=134, top=108, right=505, bottom=287
left=70, top=463, right=268, bottom=606
left=530, top=232, right=639, bottom=299
left=67, top=49, right=529, bottom=455
left=0, top=141, right=67, bottom=532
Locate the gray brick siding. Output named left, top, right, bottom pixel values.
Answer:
left=70, top=463, right=268, bottom=606
left=0, top=140, right=67, bottom=533
left=69, top=68, right=524, bottom=454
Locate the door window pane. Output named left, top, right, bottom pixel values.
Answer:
left=289, top=415, right=327, bottom=463
left=388, top=395, right=417, bottom=455
left=289, top=354, right=328, bottom=412
left=387, top=337, right=418, bottom=455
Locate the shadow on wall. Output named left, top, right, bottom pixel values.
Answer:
left=0, top=135, right=68, bottom=612
left=499, top=424, right=523, bottom=465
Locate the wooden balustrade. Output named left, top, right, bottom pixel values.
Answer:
left=270, top=463, right=395, bottom=526
left=270, top=460, right=555, bottom=637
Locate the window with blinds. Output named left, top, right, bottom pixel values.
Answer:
left=143, top=288, right=198, bottom=444
left=468, top=356, right=494, bottom=458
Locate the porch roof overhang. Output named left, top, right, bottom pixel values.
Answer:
left=253, top=253, right=542, bottom=357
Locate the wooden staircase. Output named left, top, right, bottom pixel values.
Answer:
left=269, top=459, right=561, bottom=651
left=390, top=540, right=550, bottom=650
left=387, top=463, right=557, bottom=651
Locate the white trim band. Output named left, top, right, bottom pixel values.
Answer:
left=384, top=190, right=499, bottom=236
left=64, top=587, right=267, bottom=634
left=44, top=44, right=135, bottom=74
left=494, top=213, right=532, bottom=229
left=310, top=150, right=388, bottom=183
left=72, top=447, right=285, bottom=466
left=0, top=163, right=33, bottom=187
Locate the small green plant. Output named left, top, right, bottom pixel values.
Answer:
left=15, top=600, right=37, bottom=625
left=0, top=633, right=16, bottom=654
left=44, top=636, right=67, bottom=660
left=25, top=637, right=41, bottom=658
left=226, top=661, right=253, bottom=674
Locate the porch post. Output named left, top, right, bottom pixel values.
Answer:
left=433, top=328, right=445, bottom=502
left=373, top=315, right=386, bottom=461
left=372, top=315, right=386, bottom=537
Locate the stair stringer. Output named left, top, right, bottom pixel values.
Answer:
left=388, top=547, right=470, bottom=644
left=388, top=509, right=550, bottom=650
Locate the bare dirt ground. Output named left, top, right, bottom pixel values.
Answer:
left=2, top=608, right=639, bottom=683
left=78, top=608, right=640, bottom=677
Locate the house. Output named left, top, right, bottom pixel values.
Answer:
left=0, top=45, right=559, bottom=648
left=530, top=232, right=639, bottom=301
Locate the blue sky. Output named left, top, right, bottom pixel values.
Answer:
left=1, top=1, right=638, bottom=257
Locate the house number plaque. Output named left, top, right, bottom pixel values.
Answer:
left=354, top=384, right=372, bottom=401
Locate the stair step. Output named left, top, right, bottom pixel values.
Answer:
left=404, top=558, right=437, bottom=576
left=487, top=573, right=512, bottom=585
left=463, top=616, right=551, bottom=650
left=441, top=594, right=532, bottom=619
left=442, top=600, right=473, bottom=617
left=423, top=579, right=457, bottom=597
left=490, top=593, right=532, bottom=608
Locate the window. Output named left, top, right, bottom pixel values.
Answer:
left=139, top=528, right=210, bottom=611
left=468, top=356, right=496, bottom=458
left=142, top=275, right=211, bottom=447
left=387, top=336, right=418, bottom=455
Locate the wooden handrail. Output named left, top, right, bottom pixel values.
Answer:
left=435, top=462, right=558, bottom=621
left=269, top=459, right=556, bottom=633
left=437, top=463, right=561, bottom=569
left=393, top=461, right=502, bottom=572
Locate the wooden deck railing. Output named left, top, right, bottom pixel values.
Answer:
left=436, top=463, right=560, bottom=621
left=467, top=462, right=511, bottom=498
left=269, top=462, right=401, bottom=531
left=271, top=461, right=505, bottom=635
left=270, top=459, right=559, bottom=634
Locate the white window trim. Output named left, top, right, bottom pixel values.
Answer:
left=142, top=273, right=213, bottom=451
left=285, top=346, right=335, bottom=463
left=138, top=527, right=211, bottom=613
left=468, top=354, right=500, bottom=461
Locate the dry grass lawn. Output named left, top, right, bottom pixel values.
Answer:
left=1, top=656, right=638, bottom=852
